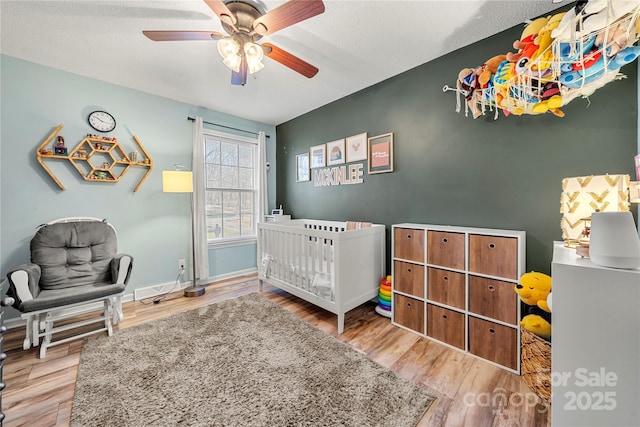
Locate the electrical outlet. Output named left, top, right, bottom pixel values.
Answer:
left=178, top=259, right=186, bottom=272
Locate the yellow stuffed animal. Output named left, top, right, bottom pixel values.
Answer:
left=516, top=271, right=552, bottom=340
left=515, top=271, right=552, bottom=310
left=521, top=314, right=551, bottom=340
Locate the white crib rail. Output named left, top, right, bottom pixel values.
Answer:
left=259, top=222, right=336, bottom=300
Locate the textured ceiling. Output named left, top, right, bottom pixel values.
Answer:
left=0, top=0, right=570, bottom=125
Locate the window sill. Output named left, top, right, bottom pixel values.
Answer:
left=208, top=237, right=257, bottom=250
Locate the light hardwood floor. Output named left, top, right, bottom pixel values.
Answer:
left=2, top=274, right=550, bottom=427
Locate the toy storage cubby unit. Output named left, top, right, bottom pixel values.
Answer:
left=36, top=124, right=153, bottom=192
left=391, top=223, right=525, bottom=373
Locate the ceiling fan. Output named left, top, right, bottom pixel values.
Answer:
left=143, top=0, right=325, bottom=86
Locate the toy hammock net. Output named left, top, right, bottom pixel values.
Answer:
left=447, top=1, right=640, bottom=119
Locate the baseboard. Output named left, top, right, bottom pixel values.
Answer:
left=201, top=267, right=258, bottom=287
left=4, top=268, right=259, bottom=330
left=134, top=268, right=258, bottom=300
left=5, top=317, right=27, bottom=330
left=133, top=280, right=186, bottom=300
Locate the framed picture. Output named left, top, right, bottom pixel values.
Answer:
left=368, top=133, right=394, bottom=174
left=296, top=153, right=310, bottom=182
left=326, top=139, right=345, bottom=166
left=346, top=133, right=367, bottom=162
left=310, top=144, right=326, bottom=169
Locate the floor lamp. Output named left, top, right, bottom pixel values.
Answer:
left=162, top=170, right=205, bottom=297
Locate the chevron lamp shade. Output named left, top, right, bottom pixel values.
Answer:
left=560, top=174, right=631, bottom=243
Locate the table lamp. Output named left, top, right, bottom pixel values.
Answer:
left=560, top=174, right=631, bottom=246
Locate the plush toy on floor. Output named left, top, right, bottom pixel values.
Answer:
left=375, top=275, right=392, bottom=318
left=515, top=271, right=552, bottom=340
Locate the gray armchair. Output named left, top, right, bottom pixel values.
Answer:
left=6, top=218, right=133, bottom=358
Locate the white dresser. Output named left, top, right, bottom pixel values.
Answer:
left=551, top=242, right=640, bottom=426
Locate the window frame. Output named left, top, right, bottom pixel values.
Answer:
left=202, top=128, right=260, bottom=248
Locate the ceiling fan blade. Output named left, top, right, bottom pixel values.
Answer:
left=203, top=0, right=237, bottom=29
left=231, top=56, right=248, bottom=86
left=262, top=43, right=318, bottom=78
left=143, top=30, right=224, bottom=41
left=253, top=0, right=325, bottom=36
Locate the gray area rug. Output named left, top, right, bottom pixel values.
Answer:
left=71, top=293, right=435, bottom=426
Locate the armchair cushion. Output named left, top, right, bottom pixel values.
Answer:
left=18, top=282, right=126, bottom=313
left=31, top=221, right=117, bottom=290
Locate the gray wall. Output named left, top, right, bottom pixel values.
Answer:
left=276, top=25, right=638, bottom=275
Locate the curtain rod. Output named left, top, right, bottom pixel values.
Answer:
left=187, top=116, right=270, bottom=138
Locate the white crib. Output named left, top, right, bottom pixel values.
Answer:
left=257, top=219, right=386, bottom=333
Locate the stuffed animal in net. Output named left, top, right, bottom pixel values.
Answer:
left=515, top=271, right=552, bottom=339
left=477, top=54, right=507, bottom=87
left=520, top=314, right=551, bottom=340
left=456, top=67, right=483, bottom=119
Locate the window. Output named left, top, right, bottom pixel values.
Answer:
left=203, top=130, right=258, bottom=244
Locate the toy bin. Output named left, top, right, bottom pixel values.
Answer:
left=520, top=326, right=551, bottom=403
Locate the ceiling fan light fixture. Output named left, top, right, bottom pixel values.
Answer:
left=244, top=42, right=264, bottom=74
left=244, top=42, right=263, bottom=62
left=217, top=38, right=240, bottom=59
left=222, top=54, right=242, bottom=72
left=248, top=60, right=264, bottom=74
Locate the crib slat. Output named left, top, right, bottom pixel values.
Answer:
left=274, top=230, right=281, bottom=279
left=310, top=235, right=317, bottom=282
left=285, top=228, right=293, bottom=286
left=298, top=232, right=304, bottom=291
left=283, top=230, right=288, bottom=283
left=301, top=233, right=308, bottom=291
left=297, top=231, right=306, bottom=291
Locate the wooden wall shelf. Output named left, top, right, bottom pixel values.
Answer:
left=36, top=124, right=153, bottom=192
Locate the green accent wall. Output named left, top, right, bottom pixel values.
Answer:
left=276, top=25, right=638, bottom=275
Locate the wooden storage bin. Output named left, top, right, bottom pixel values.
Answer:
left=427, top=267, right=465, bottom=309
left=427, top=304, right=465, bottom=350
left=469, top=234, right=518, bottom=280
left=394, top=294, right=424, bottom=334
left=394, top=228, right=424, bottom=263
left=394, top=261, right=424, bottom=298
left=469, top=316, right=518, bottom=370
left=468, top=275, right=518, bottom=325
left=427, top=231, right=465, bottom=269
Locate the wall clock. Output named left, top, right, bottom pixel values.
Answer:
left=88, top=110, right=116, bottom=133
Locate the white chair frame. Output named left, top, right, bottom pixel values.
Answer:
left=22, top=293, right=124, bottom=359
